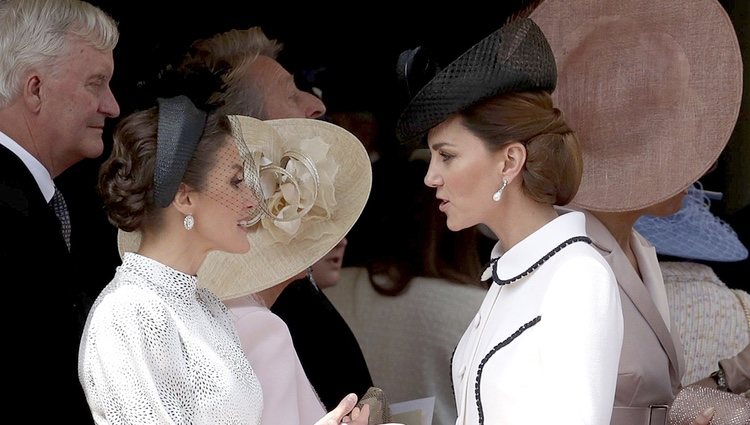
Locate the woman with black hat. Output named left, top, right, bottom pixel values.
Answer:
left=396, top=17, right=623, bottom=425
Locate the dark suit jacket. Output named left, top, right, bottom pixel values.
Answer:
left=0, top=144, right=93, bottom=422
left=272, top=277, right=373, bottom=410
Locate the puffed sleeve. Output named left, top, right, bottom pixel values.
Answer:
left=539, top=255, right=624, bottom=425
left=79, top=284, right=192, bottom=424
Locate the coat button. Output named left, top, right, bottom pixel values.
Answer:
left=459, top=365, right=467, bottom=380
left=473, top=312, right=482, bottom=328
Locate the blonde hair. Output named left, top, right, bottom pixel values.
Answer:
left=179, top=27, right=282, bottom=117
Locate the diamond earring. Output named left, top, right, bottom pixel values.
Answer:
left=183, top=214, right=194, bottom=230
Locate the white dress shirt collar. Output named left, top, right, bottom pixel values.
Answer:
left=0, top=129, right=55, bottom=202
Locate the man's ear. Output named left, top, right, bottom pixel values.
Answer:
left=24, top=74, right=43, bottom=112
left=499, top=141, right=526, bottom=182
left=172, top=183, right=195, bottom=216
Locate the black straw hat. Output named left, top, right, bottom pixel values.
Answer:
left=395, top=18, right=557, bottom=142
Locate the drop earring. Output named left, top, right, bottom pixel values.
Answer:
left=183, top=214, right=194, bottom=230
left=492, top=179, right=508, bottom=202
left=306, top=266, right=319, bottom=290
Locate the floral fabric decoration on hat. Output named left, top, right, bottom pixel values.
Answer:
left=229, top=115, right=338, bottom=243
left=635, top=184, right=748, bottom=263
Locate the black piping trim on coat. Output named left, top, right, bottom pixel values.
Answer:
left=450, top=344, right=457, bottom=398
left=491, top=236, right=592, bottom=285
left=475, top=316, right=541, bottom=425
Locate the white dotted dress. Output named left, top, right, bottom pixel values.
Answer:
left=79, top=253, right=262, bottom=424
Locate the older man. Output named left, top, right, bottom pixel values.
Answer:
left=0, top=0, right=120, bottom=422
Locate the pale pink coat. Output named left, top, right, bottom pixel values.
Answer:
left=224, top=296, right=326, bottom=425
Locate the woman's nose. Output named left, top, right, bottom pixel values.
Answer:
left=424, top=167, right=441, bottom=188
left=245, top=188, right=261, bottom=209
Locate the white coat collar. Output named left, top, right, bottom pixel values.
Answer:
left=481, top=211, right=590, bottom=283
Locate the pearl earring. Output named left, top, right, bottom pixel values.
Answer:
left=492, top=179, right=508, bottom=202
left=183, top=214, right=194, bottom=230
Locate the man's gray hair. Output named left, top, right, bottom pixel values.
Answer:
left=0, top=0, right=119, bottom=108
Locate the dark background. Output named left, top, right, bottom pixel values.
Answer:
left=87, top=1, right=526, bottom=120
left=66, top=1, right=748, bottom=291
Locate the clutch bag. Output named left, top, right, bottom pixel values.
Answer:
left=668, top=386, right=750, bottom=425
left=356, top=386, right=391, bottom=425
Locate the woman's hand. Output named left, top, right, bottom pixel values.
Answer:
left=690, top=407, right=715, bottom=425
left=314, top=393, right=371, bottom=425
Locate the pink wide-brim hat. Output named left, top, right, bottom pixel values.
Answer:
left=531, top=0, right=742, bottom=212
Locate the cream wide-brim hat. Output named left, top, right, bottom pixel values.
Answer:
left=531, top=0, right=742, bottom=212
left=118, top=117, right=372, bottom=299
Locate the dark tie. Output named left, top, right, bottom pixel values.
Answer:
left=50, top=187, right=71, bottom=251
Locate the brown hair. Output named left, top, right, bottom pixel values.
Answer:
left=461, top=91, right=582, bottom=205
left=98, top=107, right=232, bottom=232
